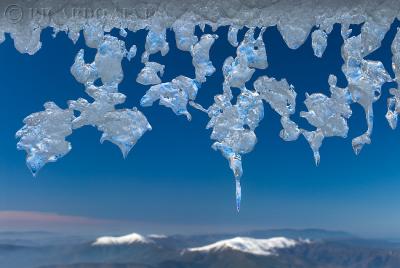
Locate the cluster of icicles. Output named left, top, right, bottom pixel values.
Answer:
left=15, top=22, right=400, bottom=211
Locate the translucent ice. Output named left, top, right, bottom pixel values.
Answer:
left=237, top=28, right=267, bottom=70
left=223, top=56, right=255, bottom=89
left=359, top=15, right=393, bottom=57
left=253, top=76, right=296, bottom=117
left=98, top=108, right=152, bottom=158
left=142, top=28, right=169, bottom=63
left=311, top=29, right=328, bottom=58
left=83, top=22, right=104, bottom=49
left=205, top=89, right=263, bottom=211
left=127, top=45, right=137, bottom=61
left=16, top=102, right=74, bottom=175
left=199, top=27, right=269, bottom=209
left=191, top=34, right=218, bottom=83
left=300, top=75, right=352, bottom=164
left=342, top=35, right=392, bottom=154
left=136, top=62, right=165, bottom=86
left=68, top=88, right=127, bottom=129
left=119, top=28, right=128, bottom=38
left=18, top=34, right=150, bottom=171
left=228, top=26, right=240, bottom=47
left=254, top=76, right=299, bottom=141
left=222, top=28, right=268, bottom=90
left=386, top=88, right=400, bottom=129
left=11, top=0, right=400, bottom=210
left=277, top=18, right=313, bottom=50
left=141, top=76, right=199, bottom=120
left=70, top=49, right=98, bottom=86
left=386, top=28, right=400, bottom=129
left=94, top=36, right=127, bottom=86
left=173, top=20, right=198, bottom=51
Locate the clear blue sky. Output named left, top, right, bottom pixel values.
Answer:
left=0, top=22, right=399, bottom=238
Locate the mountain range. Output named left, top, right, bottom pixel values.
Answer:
left=2, top=229, right=400, bottom=268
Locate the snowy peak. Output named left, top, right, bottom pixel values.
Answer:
left=187, top=237, right=303, bottom=256
left=92, top=233, right=152, bottom=246
left=147, top=234, right=167, bottom=239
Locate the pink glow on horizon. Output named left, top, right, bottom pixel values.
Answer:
left=0, top=210, right=115, bottom=228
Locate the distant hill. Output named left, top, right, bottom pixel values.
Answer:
left=1, top=229, right=400, bottom=268
left=242, top=228, right=355, bottom=240
left=39, top=263, right=153, bottom=268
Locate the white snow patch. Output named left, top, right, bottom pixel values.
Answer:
left=187, top=237, right=303, bottom=256
left=92, top=232, right=152, bottom=246
left=147, top=234, right=167, bottom=239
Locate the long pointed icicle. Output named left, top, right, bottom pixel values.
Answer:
left=235, top=177, right=241, bottom=212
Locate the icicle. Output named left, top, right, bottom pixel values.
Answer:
left=235, top=177, right=241, bottom=212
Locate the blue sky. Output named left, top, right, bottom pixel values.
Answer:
left=0, top=22, right=399, bottom=238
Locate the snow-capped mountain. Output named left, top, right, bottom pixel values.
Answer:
left=187, top=236, right=302, bottom=256
left=92, top=232, right=152, bottom=246
left=6, top=229, right=400, bottom=268
left=147, top=234, right=167, bottom=239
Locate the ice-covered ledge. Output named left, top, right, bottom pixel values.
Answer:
left=0, top=0, right=398, bottom=55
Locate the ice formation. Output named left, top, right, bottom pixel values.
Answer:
left=300, top=75, right=352, bottom=165
left=16, top=102, right=74, bottom=175
left=7, top=0, right=400, bottom=210
left=191, top=34, right=218, bottom=83
left=341, top=35, right=392, bottom=154
left=136, top=62, right=165, bottom=85
left=127, top=45, right=137, bottom=61
left=387, top=28, right=400, bottom=129
left=141, top=76, right=199, bottom=121
left=17, top=30, right=152, bottom=175
left=311, top=29, right=328, bottom=58
left=141, top=28, right=169, bottom=62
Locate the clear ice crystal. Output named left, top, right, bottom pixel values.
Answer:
left=359, top=15, right=393, bottom=57
left=17, top=33, right=150, bottom=171
left=136, top=62, right=165, bottom=86
left=83, top=22, right=104, bottom=49
left=142, top=29, right=169, bottom=63
left=202, top=88, right=264, bottom=211
left=70, top=49, right=98, bottom=86
left=253, top=76, right=299, bottom=141
left=277, top=19, right=313, bottom=50
left=119, top=28, right=128, bottom=38
left=223, top=56, right=255, bottom=90
left=386, top=88, right=400, bottom=129
left=311, top=29, right=328, bottom=58
left=386, top=28, right=400, bottom=129
left=173, top=20, right=198, bottom=51
left=237, top=28, right=268, bottom=70
left=228, top=26, right=240, bottom=47
left=199, top=27, right=269, bottom=210
left=141, top=76, right=199, bottom=121
left=98, top=108, right=152, bottom=158
left=342, top=35, right=392, bottom=154
left=191, top=34, right=218, bottom=83
left=127, top=45, right=137, bottom=61
left=68, top=88, right=126, bottom=129
left=300, top=75, right=352, bottom=164
left=94, top=36, right=127, bottom=86
left=16, top=102, right=74, bottom=175
left=71, top=35, right=126, bottom=89
left=222, top=28, right=268, bottom=90
left=205, top=89, right=263, bottom=211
